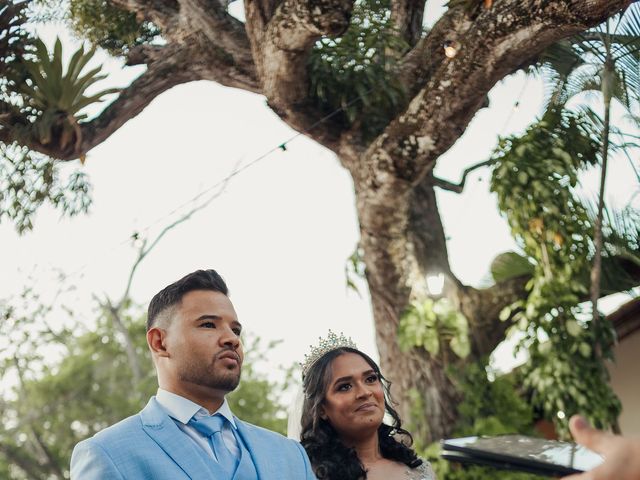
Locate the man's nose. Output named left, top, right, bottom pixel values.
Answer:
left=219, top=326, right=240, bottom=348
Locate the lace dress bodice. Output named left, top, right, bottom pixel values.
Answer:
left=404, top=459, right=437, bottom=480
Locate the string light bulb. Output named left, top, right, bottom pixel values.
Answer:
left=443, top=40, right=460, bottom=59
left=426, top=272, right=445, bottom=296
left=131, top=232, right=144, bottom=249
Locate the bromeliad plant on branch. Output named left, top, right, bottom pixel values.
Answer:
left=11, top=36, right=120, bottom=157
left=2, top=0, right=640, bottom=447
left=0, top=1, right=94, bottom=231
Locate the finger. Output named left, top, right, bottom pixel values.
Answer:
left=568, top=415, right=613, bottom=454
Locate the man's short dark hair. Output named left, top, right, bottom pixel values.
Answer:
left=147, top=269, right=229, bottom=330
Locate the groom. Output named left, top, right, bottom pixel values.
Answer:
left=71, top=269, right=316, bottom=479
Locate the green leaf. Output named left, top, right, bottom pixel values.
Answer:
left=566, top=320, right=582, bottom=337
left=579, top=342, right=592, bottom=358
left=490, top=252, right=535, bottom=282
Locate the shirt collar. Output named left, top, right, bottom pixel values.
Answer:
left=156, top=388, right=237, bottom=429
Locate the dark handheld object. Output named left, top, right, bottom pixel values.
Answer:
left=441, top=434, right=603, bottom=478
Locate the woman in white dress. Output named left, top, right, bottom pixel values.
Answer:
left=294, top=333, right=436, bottom=480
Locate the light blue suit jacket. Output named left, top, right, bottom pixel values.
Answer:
left=70, top=397, right=316, bottom=479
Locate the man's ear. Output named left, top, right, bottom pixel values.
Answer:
left=147, top=327, right=169, bottom=358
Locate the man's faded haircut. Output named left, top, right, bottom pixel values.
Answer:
left=146, top=269, right=229, bottom=331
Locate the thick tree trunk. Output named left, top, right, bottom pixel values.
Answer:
left=370, top=296, right=461, bottom=443
left=350, top=159, right=522, bottom=443
left=350, top=155, right=532, bottom=442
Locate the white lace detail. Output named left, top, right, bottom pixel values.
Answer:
left=404, top=459, right=437, bottom=480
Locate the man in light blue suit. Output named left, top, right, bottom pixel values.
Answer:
left=71, top=269, right=316, bottom=479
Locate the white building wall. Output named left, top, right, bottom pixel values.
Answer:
left=609, top=330, right=640, bottom=435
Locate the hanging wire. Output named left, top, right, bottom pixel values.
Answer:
left=64, top=88, right=375, bottom=279
left=438, top=76, right=530, bottom=243
left=135, top=91, right=370, bottom=239
left=499, top=74, right=530, bottom=135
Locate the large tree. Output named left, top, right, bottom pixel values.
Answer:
left=2, top=0, right=639, bottom=443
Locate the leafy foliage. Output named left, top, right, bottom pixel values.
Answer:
left=0, top=0, right=33, bottom=77
left=0, top=143, right=91, bottom=233
left=490, top=108, right=622, bottom=436
left=345, top=245, right=366, bottom=296
left=399, top=298, right=470, bottom=359
left=0, top=0, right=36, bottom=127
left=0, top=287, right=291, bottom=479
left=307, top=0, right=408, bottom=140
left=521, top=6, right=640, bottom=434
left=68, top=0, right=160, bottom=56
left=490, top=251, right=535, bottom=284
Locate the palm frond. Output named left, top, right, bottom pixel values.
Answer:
left=600, top=205, right=640, bottom=294
left=619, top=3, right=640, bottom=39
left=616, top=54, right=640, bottom=95
left=540, top=66, right=570, bottom=112
left=538, top=40, right=586, bottom=77
left=565, top=64, right=601, bottom=100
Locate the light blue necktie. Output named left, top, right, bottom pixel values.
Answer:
left=188, top=414, right=237, bottom=475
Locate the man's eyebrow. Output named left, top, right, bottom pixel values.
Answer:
left=194, top=314, right=221, bottom=322
left=193, top=315, right=242, bottom=329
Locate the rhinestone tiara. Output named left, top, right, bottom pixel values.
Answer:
left=301, top=330, right=358, bottom=377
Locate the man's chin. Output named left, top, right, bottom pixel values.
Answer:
left=214, top=373, right=241, bottom=392
left=181, top=370, right=241, bottom=392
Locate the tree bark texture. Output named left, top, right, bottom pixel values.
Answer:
left=6, top=0, right=634, bottom=442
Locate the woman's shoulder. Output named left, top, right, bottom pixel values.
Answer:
left=404, top=458, right=437, bottom=480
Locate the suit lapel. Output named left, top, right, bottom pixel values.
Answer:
left=235, top=419, right=271, bottom=478
left=140, top=398, right=214, bottom=479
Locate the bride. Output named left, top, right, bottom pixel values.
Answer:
left=289, top=332, right=436, bottom=480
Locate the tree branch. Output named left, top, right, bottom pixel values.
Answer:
left=110, top=0, right=181, bottom=34
left=244, top=0, right=356, bottom=150
left=457, top=276, right=529, bottom=359
left=78, top=39, right=257, bottom=158
left=391, top=0, right=427, bottom=47
left=95, top=160, right=238, bottom=389
left=432, top=158, right=496, bottom=193
left=0, top=443, right=46, bottom=480
left=18, top=39, right=255, bottom=161
left=11, top=356, right=65, bottom=479
left=358, top=0, right=632, bottom=198
left=177, top=0, right=255, bottom=67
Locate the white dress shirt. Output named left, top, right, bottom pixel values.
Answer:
left=156, top=388, right=240, bottom=460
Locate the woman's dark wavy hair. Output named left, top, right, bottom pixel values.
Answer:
left=300, top=347, right=422, bottom=479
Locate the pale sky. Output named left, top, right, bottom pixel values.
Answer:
left=2, top=3, right=639, bottom=382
